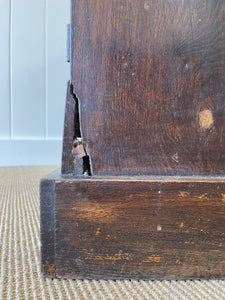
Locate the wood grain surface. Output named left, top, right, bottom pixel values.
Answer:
left=71, top=0, right=225, bottom=176
left=61, top=82, right=76, bottom=175
left=40, top=171, right=225, bottom=280
left=42, top=1, right=225, bottom=280
left=40, top=178, right=56, bottom=277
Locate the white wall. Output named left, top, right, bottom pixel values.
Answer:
left=0, top=0, right=70, bottom=166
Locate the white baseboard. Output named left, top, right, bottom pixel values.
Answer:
left=0, top=139, right=62, bottom=166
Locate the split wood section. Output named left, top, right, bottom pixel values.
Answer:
left=41, top=171, right=225, bottom=280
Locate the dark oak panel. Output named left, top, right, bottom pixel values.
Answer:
left=40, top=172, right=225, bottom=280
left=40, top=178, right=56, bottom=277
left=61, top=82, right=76, bottom=175
left=71, top=0, right=225, bottom=175
left=41, top=1, right=225, bottom=281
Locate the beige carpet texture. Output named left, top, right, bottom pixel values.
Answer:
left=0, top=166, right=225, bottom=300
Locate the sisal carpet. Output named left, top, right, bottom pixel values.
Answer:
left=0, top=166, right=225, bottom=300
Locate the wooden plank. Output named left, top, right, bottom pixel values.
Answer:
left=61, top=82, right=77, bottom=174
left=46, top=0, right=70, bottom=139
left=11, top=0, right=45, bottom=138
left=0, top=0, right=11, bottom=138
left=40, top=172, right=225, bottom=280
left=71, top=0, right=225, bottom=176
left=40, top=178, right=56, bottom=277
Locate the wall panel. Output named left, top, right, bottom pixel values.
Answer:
left=11, top=0, right=46, bottom=138
left=0, top=0, right=11, bottom=138
left=46, top=0, right=70, bottom=139
left=0, top=0, right=70, bottom=165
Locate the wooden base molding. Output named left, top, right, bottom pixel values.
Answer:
left=40, top=170, right=225, bottom=280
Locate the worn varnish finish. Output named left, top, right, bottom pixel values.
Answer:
left=41, top=171, right=225, bottom=280
left=71, top=0, right=225, bottom=175
left=41, top=0, right=225, bottom=280
left=40, top=178, right=56, bottom=277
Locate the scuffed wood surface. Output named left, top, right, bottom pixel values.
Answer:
left=41, top=0, right=225, bottom=281
left=40, top=178, right=56, bottom=277
left=71, top=0, right=225, bottom=175
left=48, top=174, right=225, bottom=280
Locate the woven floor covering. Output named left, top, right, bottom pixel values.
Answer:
left=1, top=166, right=225, bottom=300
